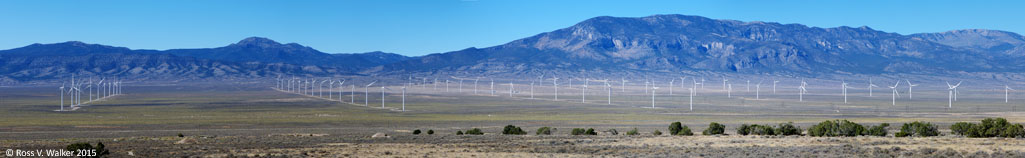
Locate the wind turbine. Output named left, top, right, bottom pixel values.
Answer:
left=320, top=80, right=329, bottom=98
left=621, top=78, right=628, bottom=93
left=746, top=80, right=751, bottom=92
left=490, top=78, right=495, bottom=96
left=798, top=80, right=807, bottom=102
left=337, top=79, right=346, bottom=102
left=474, top=77, right=480, bottom=94
left=755, top=80, right=762, bottom=99
left=59, top=83, right=65, bottom=111
left=605, top=79, right=612, bottom=105
left=1006, top=85, right=1015, bottom=103
left=868, top=78, right=878, bottom=97
left=644, top=79, right=650, bottom=94
left=553, top=77, right=560, bottom=101
left=668, top=78, right=675, bottom=95
left=689, top=87, right=695, bottom=111
left=364, top=81, right=377, bottom=106
left=329, top=80, right=335, bottom=99
left=773, top=80, right=779, bottom=94
left=691, top=77, right=701, bottom=97
left=381, top=86, right=387, bottom=108
left=679, top=77, right=688, bottom=95
left=351, top=84, right=356, bottom=103
left=508, top=82, right=514, bottom=97
left=727, top=84, right=732, bottom=98
left=581, top=79, right=588, bottom=103
left=722, top=77, right=729, bottom=91
left=946, top=81, right=961, bottom=109
left=906, top=79, right=918, bottom=99
left=530, top=81, right=535, bottom=99
left=651, top=84, right=659, bottom=109
left=888, top=80, right=900, bottom=106
left=841, top=80, right=850, bottom=104
left=401, top=86, right=406, bottom=111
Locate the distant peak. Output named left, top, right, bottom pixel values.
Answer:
left=234, top=37, right=282, bottom=46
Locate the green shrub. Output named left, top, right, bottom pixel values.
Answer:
left=703, top=122, right=726, bottom=135
left=748, top=124, right=775, bottom=135
left=677, top=126, right=694, bottom=136
left=571, top=128, right=587, bottom=135
left=465, top=128, right=484, bottom=135
left=585, top=128, right=597, bottom=135
left=536, top=127, right=555, bottom=135
left=626, top=128, right=639, bottom=135
left=456, top=131, right=464, bottom=135
left=866, top=123, right=889, bottom=137
left=653, top=130, right=663, bottom=135
left=898, top=121, right=939, bottom=137
left=950, top=122, right=973, bottom=136
left=66, top=142, right=110, bottom=158
left=775, top=122, right=802, bottom=136
left=808, top=120, right=865, bottom=137
left=177, top=133, right=184, bottom=137
left=502, top=125, right=527, bottom=135
left=982, top=118, right=1010, bottom=137
left=1002, top=124, right=1025, bottom=138
left=413, top=129, right=422, bottom=135
left=669, top=122, right=683, bottom=135
left=427, top=130, right=435, bottom=135
left=737, top=124, right=751, bottom=136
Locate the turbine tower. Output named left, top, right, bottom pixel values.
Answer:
left=755, top=80, right=762, bottom=99
left=364, top=81, right=377, bottom=106
left=605, top=79, right=612, bottom=105
left=868, top=78, right=878, bottom=97
left=841, top=80, right=850, bottom=104
left=1006, top=85, right=1015, bottom=103
left=689, top=87, right=695, bottom=111
left=651, top=85, right=659, bottom=109
left=581, top=79, right=588, bottom=103
left=668, top=78, right=675, bottom=95
left=946, top=81, right=961, bottom=109
left=773, top=80, right=779, bottom=94
left=798, top=80, right=807, bottom=102
left=552, top=77, right=560, bottom=101
left=906, top=79, right=919, bottom=99
left=888, top=80, right=900, bottom=106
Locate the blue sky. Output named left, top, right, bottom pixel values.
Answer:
left=1, top=0, right=1023, bottom=56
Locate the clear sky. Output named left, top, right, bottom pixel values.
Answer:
left=1, top=0, right=1023, bottom=56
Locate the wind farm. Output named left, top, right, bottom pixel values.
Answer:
left=4, top=2, right=1025, bottom=157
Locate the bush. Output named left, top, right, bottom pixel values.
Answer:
left=897, top=121, right=939, bottom=137
left=456, top=131, right=463, bottom=135
left=536, top=127, right=555, bottom=135
left=177, top=133, right=184, bottom=137
left=669, top=122, right=683, bottom=135
left=1003, top=124, right=1025, bottom=138
left=737, top=124, right=751, bottom=136
left=950, top=122, right=973, bottom=136
left=605, top=129, right=619, bottom=135
left=66, top=142, right=110, bottom=158
left=748, top=124, right=775, bottom=135
left=982, top=118, right=1010, bottom=137
left=653, top=130, right=663, bottom=136
left=808, top=120, right=866, bottom=137
left=585, top=128, right=597, bottom=135
left=626, top=128, right=639, bottom=135
left=571, top=128, right=587, bottom=135
left=465, top=128, right=484, bottom=135
left=502, top=125, right=527, bottom=135
left=866, top=123, right=889, bottom=137
left=413, top=129, right=422, bottom=135
left=703, top=122, right=726, bottom=135
left=775, top=122, right=802, bottom=136
left=677, top=126, right=694, bottom=136
left=427, top=130, right=434, bottom=135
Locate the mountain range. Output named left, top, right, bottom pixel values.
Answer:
left=3, top=14, right=1025, bottom=83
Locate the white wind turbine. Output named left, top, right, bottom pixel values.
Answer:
left=508, top=82, right=514, bottom=97
left=59, top=83, right=66, bottom=111
left=581, top=79, right=588, bottom=103
left=621, top=78, right=628, bottom=93
left=319, top=80, right=329, bottom=98
left=755, top=80, right=762, bottom=99
left=689, top=86, right=695, bottom=111
left=337, top=79, right=346, bottom=102
left=888, top=80, right=900, bottom=106
left=692, top=77, right=701, bottom=97
left=727, top=84, right=732, bottom=98
left=679, top=77, right=688, bottom=95
left=553, top=77, right=560, bottom=101
left=401, top=86, right=406, bottom=111
left=381, top=86, right=387, bottom=108
left=474, top=77, right=480, bottom=94
left=364, top=81, right=377, bottom=106
left=841, top=80, right=849, bottom=104
left=773, top=80, right=779, bottom=94
left=605, top=79, right=612, bottom=105
left=906, top=79, right=918, bottom=100
left=700, top=77, right=706, bottom=90
left=1006, top=85, right=1014, bottom=103
left=868, top=78, right=878, bottom=97
left=644, top=78, right=650, bottom=94
left=351, top=84, right=356, bottom=103
left=651, top=84, right=659, bottom=109
left=490, top=78, right=495, bottom=96
left=530, top=81, right=535, bottom=99
left=668, top=78, right=675, bottom=95
left=946, top=81, right=961, bottom=109
left=746, top=80, right=751, bottom=92
left=798, top=80, right=808, bottom=102
left=722, top=77, right=729, bottom=91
